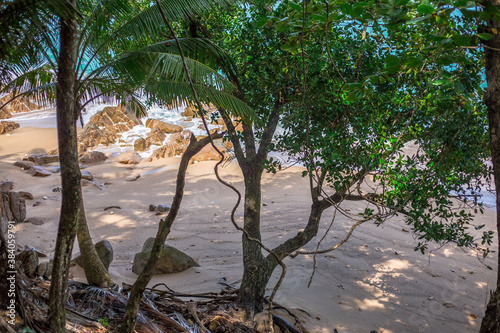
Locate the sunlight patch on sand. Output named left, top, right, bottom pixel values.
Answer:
left=355, top=298, right=387, bottom=310
left=373, top=259, right=411, bottom=272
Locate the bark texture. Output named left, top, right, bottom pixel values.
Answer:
left=480, top=1, right=500, bottom=331
left=47, top=5, right=79, bottom=331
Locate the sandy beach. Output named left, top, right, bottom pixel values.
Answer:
left=0, top=125, right=497, bottom=333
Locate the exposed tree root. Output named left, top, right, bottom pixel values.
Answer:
left=6, top=275, right=308, bottom=333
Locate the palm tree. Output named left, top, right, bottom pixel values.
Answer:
left=1, top=0, right=254, bottom=331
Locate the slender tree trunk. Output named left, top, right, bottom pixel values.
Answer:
left=76, top=200, right=114, bottom=287
left=480, top=1, right=500, bottom=331
left=119, top=134, right=220, bottom=333
left=47, top=4, right=79, bottom=331
left=238, top=164, right=271, bottom=317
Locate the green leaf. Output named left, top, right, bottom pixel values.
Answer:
left=406, top=15, right=431, bottom=24
left=385, top=54, right=399, bottom=66
left=477, top=32, right=494, bottom=40
left=451, top=34, right=477, bottom=46
left=454, top=81, right=465, bottom=94
left=417, top=4, right=435, bottom=14
left=255, top=18, right=269, bottom=28
left=289, top=2, right=303, bottom=12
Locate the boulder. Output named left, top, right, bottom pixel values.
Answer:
left=146, top=130, right=193, bottom=162
left=25, top=217, right=44, bottom=225
left=146, top=127, right=166, bottom=146
left=13, top=160, right=36, bottom=170
left=181, top=102, right=217, bottom=118
left=132, top=237, right=199, bottom=275
left=0, top=121, right=20, bottom=135
left=0, top=191, right=26, bottom=233
left=81, top=170, right=94, bottom=181
left=37, top=260, right=53, bottom=278
left=217, top=117, right=244, bottom=133
left=192, top=145, right=228, bottom=162
left=0, top=180, right=14, bottom=192
left=117, top=152, right=142, bottom=164
left=17, top=247, right=39, bottom=277
left=19, top=192, right=33, bottom=200
left=27, top=165, right=52, bottom=177
left=0, top=109, right=11, bottom=119
left=25, top=154, right=59, bottom=165
left=79, top=151, right=107, bottom=164
left=157, top=205, right=170, bottom=212
left=73, top=240, right=114, bottom=270
left=181, top=105, right=195, bottom=117
left=134, top=137, right=150, bottom=152
left=76, top=106, right=141, bottom=152
left=0, top=94, right=40, bottom=115
left=1, top=191, right=26, bottom=223
left=145, top=119, right=182, bottom=133
left=47, top=166, right=61, bottom=173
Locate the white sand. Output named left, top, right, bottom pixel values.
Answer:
left=0, top=126, right=497, bottom=333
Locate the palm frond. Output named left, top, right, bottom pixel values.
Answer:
left=114, top=0, right=235, bottom=50
left=146, top=80, right=255, bottom=123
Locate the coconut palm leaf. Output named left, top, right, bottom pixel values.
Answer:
left=146, top=80, right=254, bottom=123
left=113, top=0, right=234, bottom=50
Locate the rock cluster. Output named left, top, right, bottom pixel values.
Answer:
left=0, top=181, right=26, bottom=234
left=180, top=102, right=217, bottom=118
left=132, top=237, right=199, bottom=275
left=76, top=106, right=141, bottom=153
left=146, top=130, right=193, bottom=161
left=14, top=159, right=53, bottom=177
left=133, top=119, right=183, bottom=152
left=0, top=94, right=40, bottom=119
left=0, top=121, right=20, bottom=134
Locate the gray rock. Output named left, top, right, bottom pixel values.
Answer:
left=0, top=180, right=14, bottom=192
left=81, top=170, right=94, bottom=181
left=27, top=165, right=52, bottom=177
left=37, top=260, right=53, bottom=278
left=24, top=245, right=47, bottom=257
left=47, top=166, right=61, bottom=173
left=13, top=160, right=36, bottom=170
left=0, top=192, right=26, bottom=225
left=17, top=247, right=39, bottom=277
left=132, top=237, right=199, bottom=275
left=157, top=205, right=171, bottom=212
left=19, top=191, right=33, bottom=200
left=73, top=240, right=113, bottom=270
left=25, top=217, right=44, bottom=225
left=25, top=154, right=59, bottom=165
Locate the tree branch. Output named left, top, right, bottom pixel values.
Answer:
left=256, top=88, right=286, bottom=161
left=218, top=107, right=246, bottom=162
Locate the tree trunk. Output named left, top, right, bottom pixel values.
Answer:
left=119, top=134, right=220, bottom=333
left=76, top=200, right=114, bottom=287
left=480, top=0, right=500, bottom=331
left=238, top=164, right=271, bottom=317
left=47, top=4, right=79, bottom=331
